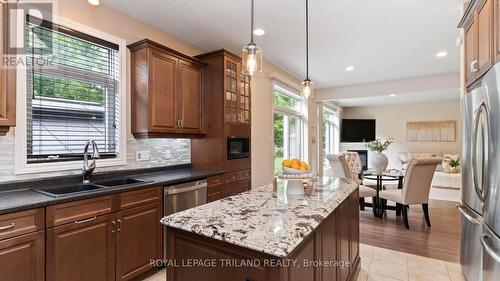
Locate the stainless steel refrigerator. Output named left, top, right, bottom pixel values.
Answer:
left=460, top=62, right=500, bottom=281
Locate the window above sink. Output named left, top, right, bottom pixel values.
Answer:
left=14, top=13, right=127, bottom=175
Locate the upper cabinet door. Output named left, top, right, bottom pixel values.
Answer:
left=149, top=50, right=178, bottom=133
left=477, top=0, right=494, bottom=76
left=0, top=2, right=16, bottom=135
left=178, top=59, right=202, bottom=134
left=464, top=17, right=477, bottom=86
left=224, top=58, right=239, bottom=124
left=495, top=0, right=500, bottom=62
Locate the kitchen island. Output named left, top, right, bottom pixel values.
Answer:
left=161, top=177, right=360, bottom=281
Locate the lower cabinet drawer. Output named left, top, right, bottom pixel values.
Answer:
left=224, top=172, right=239, bottom=183
left=0, top=230, right=45, bottom=281
left=46, top=196, right=115, bottom=227
left=0, top=208, right=44, bottom=241
left=238, top=169, right=251, bottom=180
left=207, top=176, right=223, bottom=187
left=117, top=186, right=162, bottom=210
left=223, top=180, right=250, bottom=197
left=207, top=185, right=224, bottom=203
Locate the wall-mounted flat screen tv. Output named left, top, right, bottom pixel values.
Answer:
left=341, top=119, right=376, bottom=142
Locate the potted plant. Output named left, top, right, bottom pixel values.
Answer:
left=365, top=138, right=394, bottom=172
left=448, top=159, right=460, bottom=173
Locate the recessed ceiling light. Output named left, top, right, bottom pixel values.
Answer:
left=345, top=66, right=355, bottom=72
left=88, top=0, right=100, bottom=6
left=390, top=94, right=396, bottom=97
left=436, top=51, right=448, bottom=58
left=253, top=29, right=266, bottom=36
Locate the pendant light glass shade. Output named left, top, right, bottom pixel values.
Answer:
left=301, top=0, right=313, bottom=99
left=242, top=0, right=262, bottom=76
left=242, top=43, right=262, bottom=75
left=301, top=79, right=314, bottom=99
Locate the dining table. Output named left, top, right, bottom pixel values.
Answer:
left=363, top=170, right=405, bottom=217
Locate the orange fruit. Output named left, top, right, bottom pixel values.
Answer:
left=282, top=159, right=292, bottom=168
left=291, top=159, right=300, bottom=166
left=291, top=162, right=301, bottom=170
left=300, top=161, right=309, bottom=170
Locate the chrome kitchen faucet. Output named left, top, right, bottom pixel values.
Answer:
left=82, top=140, right=100, bottom=183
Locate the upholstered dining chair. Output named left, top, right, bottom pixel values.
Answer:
left=326, top=154, right=378, bottom=216
left=379, top=157, right=442, bottom=229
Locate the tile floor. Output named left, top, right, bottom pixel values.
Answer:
left=358, top=244, right=466, bottom=281
left=141, top=244, right=466, bottom=281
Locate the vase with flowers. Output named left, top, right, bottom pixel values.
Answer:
left=365, top=138, right=394, bottom=172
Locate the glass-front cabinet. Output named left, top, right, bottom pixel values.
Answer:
left=224, top=58, right=250, bottom=124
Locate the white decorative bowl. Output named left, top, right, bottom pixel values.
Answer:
left=282, top=167, right=309, bottom=174
left=285, top=179, right=305, bottom=195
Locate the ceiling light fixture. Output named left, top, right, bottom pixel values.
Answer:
left=253, top=28, right=266, bottom=36
left=242, top=0, right=262, bottom=76
left=345, top=66, right=355, bottom=72
left=436, top=51, right=448, bottom=58
left=88, top=0, right=100, bottom=6
left=390, top=94, right=396, bottom=97
left=301, top=0, right=313, bottom=99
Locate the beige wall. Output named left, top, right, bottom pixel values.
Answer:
left=342, top=100, right=462, bottom=168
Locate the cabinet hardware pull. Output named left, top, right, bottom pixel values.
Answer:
left=117, top=219, right=122, bottom=232
left=74, top=216, right=97, bottom=224
left=471, top=60, right=479, bottom=73
left=112, top=221, right=116, bottom=233
left=0, top=223, right=15, bottom=231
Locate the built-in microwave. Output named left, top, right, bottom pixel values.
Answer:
left=227, top=137, right=250, bottom=159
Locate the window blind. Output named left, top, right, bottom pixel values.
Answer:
left=25, top=16, right=120, bottom=163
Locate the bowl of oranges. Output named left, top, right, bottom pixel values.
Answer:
left=282, top=159, right=310, bottom=174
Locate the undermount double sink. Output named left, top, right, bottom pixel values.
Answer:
left=32, top=178, right=150, bottom=198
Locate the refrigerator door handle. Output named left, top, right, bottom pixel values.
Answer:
left=457, top=204, right=482, bottom=225
left=481, top=234, right=500, bottom=263
left=471, top=100, right=490, bottom=202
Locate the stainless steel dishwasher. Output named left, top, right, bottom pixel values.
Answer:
left=164, top=179, right=207, bottom=258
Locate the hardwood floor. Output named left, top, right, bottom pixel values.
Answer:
left=359, top=199, right=461, bottom=263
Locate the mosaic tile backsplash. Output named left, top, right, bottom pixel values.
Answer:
left=0, top=131, right=191, bottom=183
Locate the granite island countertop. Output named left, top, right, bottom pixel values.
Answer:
left=161, top=177, right=358, bottom=257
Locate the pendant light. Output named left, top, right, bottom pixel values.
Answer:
left=242, top=0, right=263, bottom=76
left=301, top=0, right=314, bottom=99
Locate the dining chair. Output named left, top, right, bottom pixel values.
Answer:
left=326, top=154, right=378, bottom=216
left=379, top=157, right=442, bottom=229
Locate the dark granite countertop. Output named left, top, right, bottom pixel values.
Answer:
left=0, top=165, right=223, bottom=215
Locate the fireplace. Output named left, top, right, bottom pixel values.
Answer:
left=348, top=150, right=368, bottom=171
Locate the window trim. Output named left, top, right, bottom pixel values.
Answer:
left=272, top=82, right=306, bottom=172
left=322, top=105, right=340, bottom=168
left=15, top=14, right=127, bottom=175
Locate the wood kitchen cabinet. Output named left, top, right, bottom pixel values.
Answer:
left=0, top=231, right=45, bottom=281
left=45, top=186, right=163, bottom=281
left=129, top=39, right=206, bottom=138
left=495, top=0, right=500, bottom=62
left=116, top=202, right=163, bottom=281
left=223, top=57, right=251, bottom=125
left=166, top=188, right=361, bottom=281
left=460, top=0, right=495, bottom=89
left=477, top=0, right=494, bottom=76
left=206, top=171, right=251, bottom=202
left=0, top=2, right=16, bottom=136
left=0, top=208, right=45, bottom=281
left=46, top=214, right=116, bottom=281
